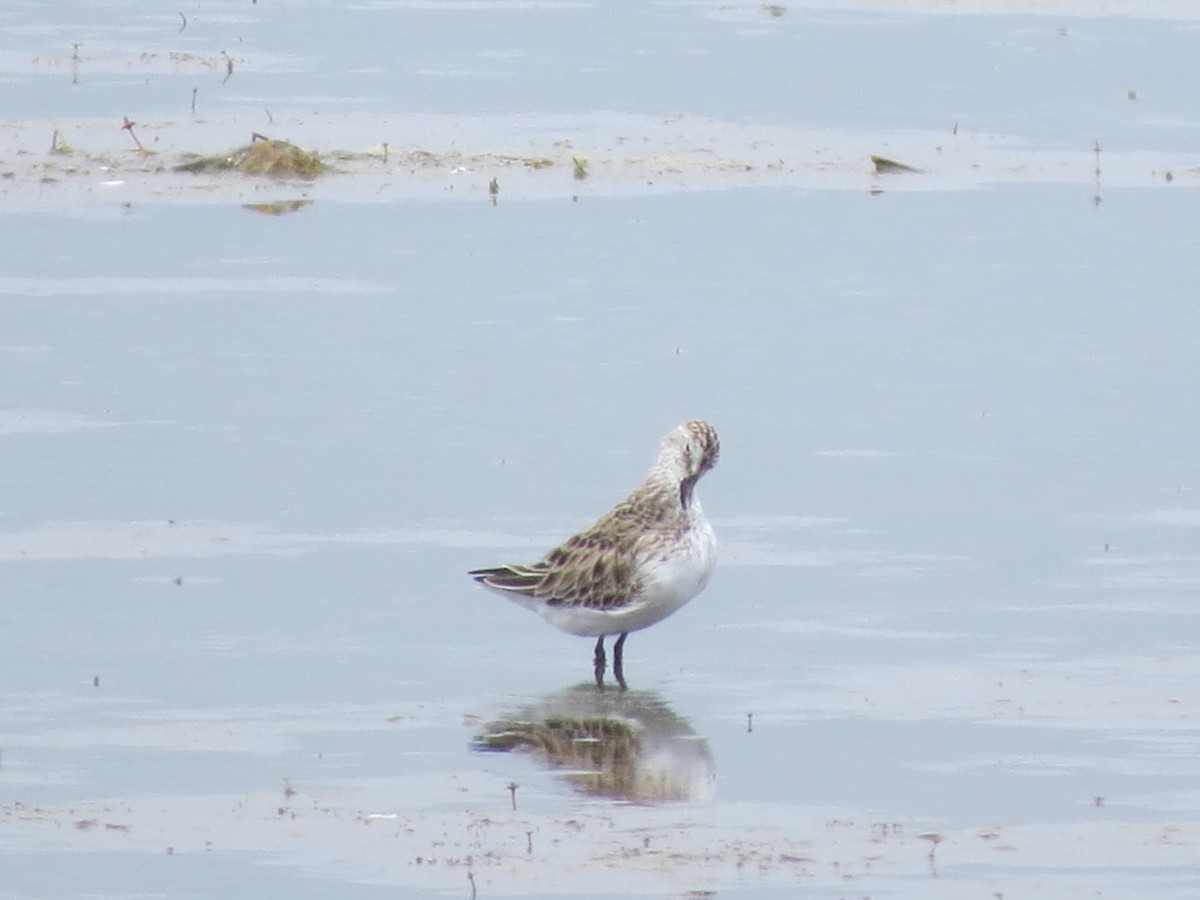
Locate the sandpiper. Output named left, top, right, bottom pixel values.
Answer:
left=470, top=420, right=719, bottom=689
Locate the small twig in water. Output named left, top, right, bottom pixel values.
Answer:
left=919, top=832, right=944, bottom=874
left=178, top=12, right=187, bottom=32
left=507, top=781, right=518, bottom=811
left=190, top=87, right=198, bottom=114
left=121, top=117, right=147, bottom=153
left=467, top=872, right=477, bottom=900
left=221, top=49, right=234, bottom=83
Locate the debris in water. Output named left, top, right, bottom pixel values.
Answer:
left=50, top=129, right=74, bottom=155
left=243, top=199, right=314, bottom=216
left=122, top=117, right=148, bottom=155
left=176, top=135, right=328, bottom=179
left=919, top=832, right=945, bottom=859
left=871, top=154, right=922, bottom=175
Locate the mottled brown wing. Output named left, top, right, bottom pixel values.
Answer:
left=534, top=524, right=643, bottom=610
left=471, top=501, right=650, bottom=610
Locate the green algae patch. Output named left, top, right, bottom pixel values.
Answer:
left=870, top=153, right=923, bottom=175
left=176, top=136, right=328, bottom=179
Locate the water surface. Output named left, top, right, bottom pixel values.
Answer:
left=2, top=2, right=1198, bottom=898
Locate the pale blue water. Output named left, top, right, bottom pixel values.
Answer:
left=4, top=0, right=1198, bottom=148
left=2, top=2, right=1199, bottom=897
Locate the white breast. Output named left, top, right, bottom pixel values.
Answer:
left=621, top=505, right=716, bottom=632
left=534, top=502, right=717, bottom=638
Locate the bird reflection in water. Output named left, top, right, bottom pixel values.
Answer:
left=472, top=686, right=715, bottom=804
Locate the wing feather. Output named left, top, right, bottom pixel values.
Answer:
left=470, top=498, right=659, bottom=610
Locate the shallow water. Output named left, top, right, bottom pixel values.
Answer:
left=3, top=1, right=1200, bottom=898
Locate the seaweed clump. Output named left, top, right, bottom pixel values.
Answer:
left=176, top=135, right=327, bottom=179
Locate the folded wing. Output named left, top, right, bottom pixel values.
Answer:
left=470, top=520, right=643, bottom=611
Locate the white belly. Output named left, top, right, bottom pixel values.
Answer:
left=539, top=515, right=717, bottom=637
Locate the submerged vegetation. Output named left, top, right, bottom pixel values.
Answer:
left=242, top=199, right=314, bottom=216
left=871, top=154, right=923, bottom=175
left=176, top=135, right=328, bottom=179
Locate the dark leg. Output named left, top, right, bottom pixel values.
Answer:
left=593, top=635, right=606, bottom=688
left=613, top=633, right=628, bottom=691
